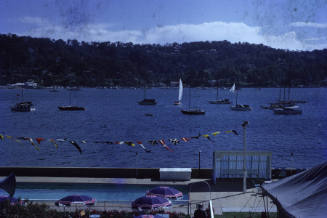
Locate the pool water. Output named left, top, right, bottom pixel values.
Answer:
left=0, top=183, right=189, bottom=201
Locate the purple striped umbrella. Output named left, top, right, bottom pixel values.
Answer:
left=146, top=186, right=183, bottom=199
left=132, top=196, right=171, bottom=210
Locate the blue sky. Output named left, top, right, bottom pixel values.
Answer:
left=1, top=0, right=327, bottom=50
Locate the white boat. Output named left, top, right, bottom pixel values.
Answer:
left=174, top=78, right=183, bottom=105
left=230, top=83, right=251, bottom=111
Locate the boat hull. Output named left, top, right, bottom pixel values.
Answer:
left=208, top=99, right=231, bottom=104
left=231, top=105, right=251, bottom=111
left=273, top=108, right=302, bottom=115
left=11, top=102, right=35, bottom=112
left=58, top=106, right=85, bottom=111
left=181, top=109, right=205, bottom=115
left=138, top=99, right=157, bottom=105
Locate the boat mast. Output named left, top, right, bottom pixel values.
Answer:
left=69, top=92, right=72, bottom=105
left=188, top=86, right=191, bottom=109
left=21, top=87, right=24, bottom=101
left=236, top=90, right=238, bottom=105
left=216, top=82, right=219, bottom=100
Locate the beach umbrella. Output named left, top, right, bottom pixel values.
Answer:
left=132, top=196, right=171, bottom=210
left=146, top=186, right=183, bottom=199
left=134, top=215, right=165, bottom=218
left=55, top=195, right=95, bottom=206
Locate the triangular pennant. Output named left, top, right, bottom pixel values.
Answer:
left=181, top=137, right=190, bottom=142
left=148, top=140, right=158, bottom=145
left=69, top=140, right=82, bottom=154
left=137, top=141, right=151, bottom=153
left=202, top=134, right=213, bottom=141
left=159, top=139, right=173, bottom=152
left=212, top=131, right=221, bottom=136
left=125, top=141, right=135, bottom=147
left=35, top=137, right=45, bottom=144
left=191, top=134, right=201, bottom=139
left=49, top=139, right=58, bottom=149
left=169, top=138, right=180, bottom=145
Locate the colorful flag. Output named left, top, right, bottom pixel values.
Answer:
left=159, top=139, right=173, bottom=151
left=212, top=131, right=221, bottom=136
left=148, top=140, right=158, bottom=145
left=169, top=138, right=179, bottom=145
left=202, top=134, right=213, bottom=141
left=69, top=140, right=82, bottom=154
left=49, top=139, right=58, bottom=149
left=115, top=141, right=124, bottom=145
left=181, top=137, right=190, bottom=142
left=27, top=138, right=40, bottom=151
left=125, top=141, right=135, bottom=147
left=35, top=137, right=45, bottom=144
left=191, top=134, right=201, bottom=139
left=137, top=141, right=151, bottom=153
left=232, top=130, right=239, bottom=135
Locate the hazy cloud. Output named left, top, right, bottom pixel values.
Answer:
left=290, top=22, right=327, bottom=28
left=18, top=16, right=326, bottom=51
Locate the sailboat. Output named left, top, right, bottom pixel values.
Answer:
left=58, top=91, right=85, bottom=111
left=208, top=81, right=231, bottom=104
left=11, top=87, right=35, bottom=112
left=138, top=86, right=157, bottom=105
left=181, top=86, right=205, bottom=115
left=174, top=78, right=183, bottom=105
left=230, top=83, right=251, bottom=111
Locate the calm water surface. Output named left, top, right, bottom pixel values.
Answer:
left=0, top=88, right=326, bottom=169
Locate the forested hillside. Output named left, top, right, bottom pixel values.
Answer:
left=0, top=34, right=326, bottom=87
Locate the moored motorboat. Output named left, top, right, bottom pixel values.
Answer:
left=138, top=98, right=157, bottom=105
left=231, top=104, right=251, bottom=111
left=58, top=106, right=85, bottom=111
left=208, top=98, right=231, bottom=104
left=11, top=102, right=35, bottom=112
left=181, top=109, right=205, bottom=115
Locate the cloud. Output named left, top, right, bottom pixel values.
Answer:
left=17, top=16, right=326, bottom=51
left=290, top=22, right=327, bottom=28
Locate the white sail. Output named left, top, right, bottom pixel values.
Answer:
left=229, top=83, right=236, bottom=93
left=178, top=78, right=183, bottom=101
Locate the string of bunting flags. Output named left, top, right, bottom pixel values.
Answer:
left=0, top=129, right=238, bottom=154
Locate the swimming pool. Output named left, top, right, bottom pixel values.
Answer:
left=0, top=183, right=189, bottom=201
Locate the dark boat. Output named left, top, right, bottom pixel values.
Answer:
left=181, top=86, right=205, bottom=115
left=138, top=86, right=157, bottom=105
left=11, top=101, right=35, bottom=112
left=138, top=98, right=157, bottom=105
left=209, top=98, right=231, bottom=104
left=58, top=106, right=85, bottom=111
left=58, top=91, right=85, bottom=111
left=181, top=109, right=205, bottom=115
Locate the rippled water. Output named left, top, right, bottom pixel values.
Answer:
left=0, top=87, right=326, bottom=169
